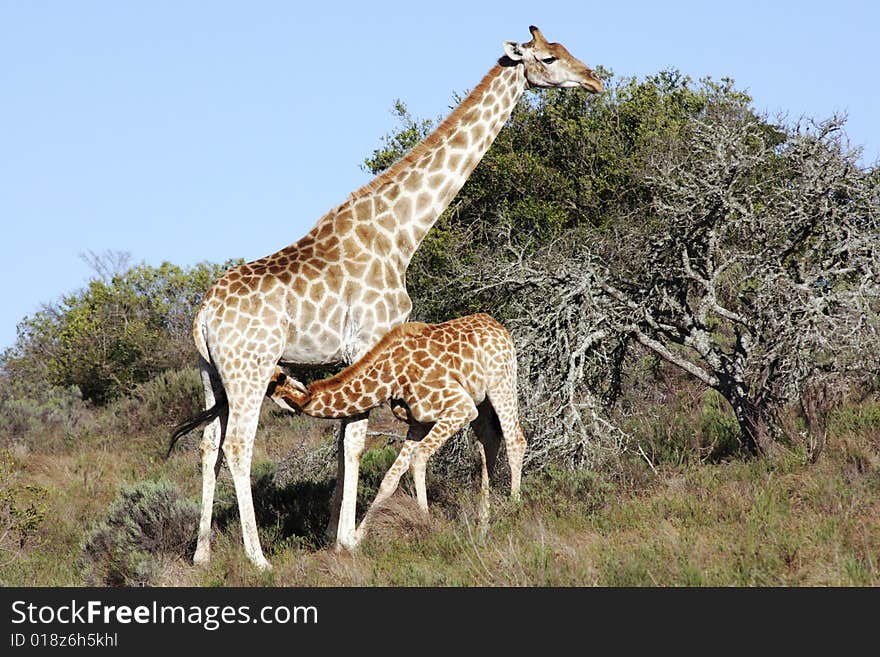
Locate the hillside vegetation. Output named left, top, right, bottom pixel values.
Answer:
left=1, top=69, right=878, bottom=586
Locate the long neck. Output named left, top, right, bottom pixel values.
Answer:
left=346, top=61, right=527, bottom=269
left=303, top=355, right=394, bottom=419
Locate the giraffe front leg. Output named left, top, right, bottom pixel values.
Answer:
left=406, top=396, right=478, bottom=517
left=354, top=415, right=469, bottom=547
left=408, top=409, right=474, bottom=514
left=352, top=439, right=419, bottom=547
left=403, top=423, right=432, bottom=518
left=332, top=414, right=369, bottom=552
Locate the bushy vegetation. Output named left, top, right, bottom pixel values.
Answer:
left=0, top=67, right=877, bottom=586
left=0, top=384, right=86, bottom=445
left=110, top=368, right=203, bottom=436
left=80, top=480, right=198, bottom=586
left=371, top=69, right=878, bottom=461
left=0, top=449, right=47, bottom=576
left=2, top=255, right=239, bottom=404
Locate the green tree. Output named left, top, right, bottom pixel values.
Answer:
left=377, top=70, right=757, bottom=323
left=362, top=100, right=435, bottom=176
left=2, top=255, right=239, bottom=404
left=365, top=69, right=878, bottom=462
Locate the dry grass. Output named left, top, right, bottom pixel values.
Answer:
left=2, top=395, right=878, bottom=587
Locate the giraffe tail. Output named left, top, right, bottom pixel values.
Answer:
left=166, top=369, right=292, bottom=458
left=166, top=394, right=228, bottom=459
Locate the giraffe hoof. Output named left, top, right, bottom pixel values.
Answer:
left=334, top=533, right=360, bottom=553
left=253, top=557, right=273, bottom=571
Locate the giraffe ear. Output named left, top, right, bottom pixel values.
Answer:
left=503, top=41, right=524, bottom=61
left=290, top=380, right=309, bottom=395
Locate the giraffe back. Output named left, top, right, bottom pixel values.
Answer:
left=269, top=313, right=518, bottom=422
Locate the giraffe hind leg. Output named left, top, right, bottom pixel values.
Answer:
left=194, top=356, right=226, bottom=566
left=222, top=378, right=273, bottom=570
left=470, top=400, right=502, bottom=526
left=487, top=385, right=527, bottom=503
left=205, top=352, right=279, bottom=571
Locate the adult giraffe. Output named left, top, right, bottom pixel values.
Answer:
left=184, top=25, right=602, bottom=569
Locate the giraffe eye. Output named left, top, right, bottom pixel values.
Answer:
left=541, top=56, right=558, bottom=64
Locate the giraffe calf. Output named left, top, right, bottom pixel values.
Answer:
left=268, top=313, right=527, bottom=547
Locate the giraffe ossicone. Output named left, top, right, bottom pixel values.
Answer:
left=268, top=314, right=527, bottom=548
left=171, top=25, right=602, bottom=568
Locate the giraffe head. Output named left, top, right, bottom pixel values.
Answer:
left=266, top=370, right=311, bottom=413
left=503, top=25, right=603, bottom=93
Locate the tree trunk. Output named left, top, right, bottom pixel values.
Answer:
left=799, top=383, right=830, bottom=463
left=721, top=388, right=776, bottom=457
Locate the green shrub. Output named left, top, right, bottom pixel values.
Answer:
left=80, top=480, right=197, bottom=586
left=213, top=460, right=335, bottom=553
left=103, top=368, right=202, bottom=436
left=633, top=389, right=742, bottom=465
left=134, top=368, right=203, bottom=428
left=0, top=449, right=47, bottom=574
left=3, top=258, right=239, bottom=405
left=358, top=444, right=403, bottom=507
left=697, top=391, right=743, bottom=461
left=0, top=385, right=86, bottom=444
left=828, top=401, right=880, bottom=439
left=520, top=465, right=608, bottom=516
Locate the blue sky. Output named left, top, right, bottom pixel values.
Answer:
left=1, top=1, right=877, bottom=352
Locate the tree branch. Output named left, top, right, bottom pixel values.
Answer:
left=632, top=328, right=720, bottom=389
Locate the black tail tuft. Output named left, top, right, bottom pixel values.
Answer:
left=166, top=398, right=227, bottom=459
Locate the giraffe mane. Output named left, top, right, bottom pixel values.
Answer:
left=308, top=322, right=430, bottom=395
left=345, top=62, right=512, bottom=202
